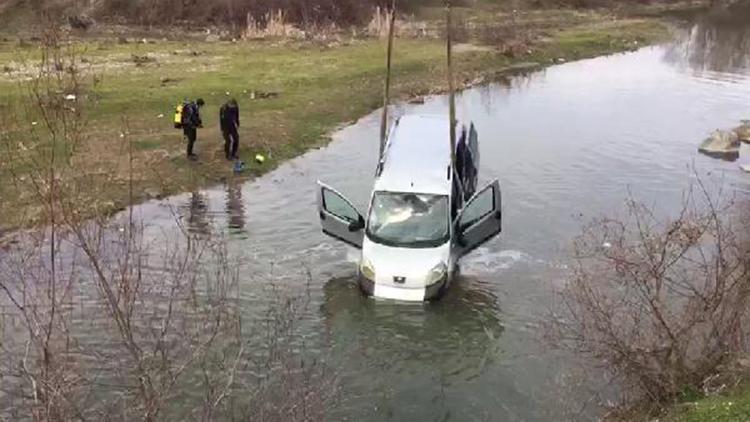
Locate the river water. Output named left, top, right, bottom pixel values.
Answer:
left=131, top=17, right=750, bottom=421
left=6, top=16, right=750, bottom=422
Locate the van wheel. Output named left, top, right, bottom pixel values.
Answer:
left=428, top=280, right=450, bottom=302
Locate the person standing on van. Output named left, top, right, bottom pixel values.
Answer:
left=183, top=98, right=205, bottom=160
left=220, top=98, right=240, bottom=160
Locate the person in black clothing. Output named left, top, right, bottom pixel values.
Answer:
left=183, top=98, right=205, bottom=160
left=220, top=98, right=240, bottom=160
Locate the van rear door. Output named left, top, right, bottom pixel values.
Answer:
left=454, top=180, right=502, bottom=257
left=316, top=181, right=365, bottom=249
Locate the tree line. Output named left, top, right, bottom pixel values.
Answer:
left=22, top=0, right=701, bottom=29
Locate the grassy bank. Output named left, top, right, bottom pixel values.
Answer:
left=664, top=387, right=750, bottom=421
left=0, top=6, right=679, bottom=233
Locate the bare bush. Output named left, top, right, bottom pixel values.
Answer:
left=549, top=183, right=750, bottom=413
left=243, top=10, right=306, bottom=40
left=239, top=288, right=339, bottom=421
left=0, top=24, right=241, bottom=420
left=93, top=0, right=386, bottom=28
left=367, top=6, right=395, bottom=38
left=0, top=21, right=336, bottom=422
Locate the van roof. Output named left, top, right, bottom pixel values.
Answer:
left=374, top=114, right=456, bottom=195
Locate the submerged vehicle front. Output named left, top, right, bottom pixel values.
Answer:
left=316, top=115, right=502, bottom=302
left=360, top=189, right=454, bottom=301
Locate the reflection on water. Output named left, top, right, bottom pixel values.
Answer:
left=178, top=182, right=248, bottom=236
left=667, top=6, right=750, bottom=76
left=666, top=12, right=750, bottom=166
left=183, top=191, right=210, bottom=234
left=225, top=181, right=246, bottom=231
left=321, top=274, right=506, bottom=420
left=322, top=274, right=503, bottom=375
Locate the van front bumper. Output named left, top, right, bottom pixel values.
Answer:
left=358, top=275, right=376, bottom=296
left=358, top=274, right=448, bottom=302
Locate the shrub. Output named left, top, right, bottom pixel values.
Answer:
left=548, top=184, right=750, bottom=413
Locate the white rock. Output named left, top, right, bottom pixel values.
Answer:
left=734, top=122, right=750, bottom=143
left=699, top=130, right=740, bottom=156
left=64, top=94, right=76, bottom=100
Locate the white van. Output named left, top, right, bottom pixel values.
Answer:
left=316, top=115, right=502, bottom=301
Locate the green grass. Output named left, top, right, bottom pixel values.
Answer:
left=668, top=387, right=750, bottom=422
left=0, top=11, right=672, bottom=232
left=133, top=139, right=162, bottom=150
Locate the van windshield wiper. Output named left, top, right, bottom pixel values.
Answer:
left=365, top=230, right=449, bottom=249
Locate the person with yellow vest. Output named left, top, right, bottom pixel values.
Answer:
left=175, top=98, right=205, bottom=160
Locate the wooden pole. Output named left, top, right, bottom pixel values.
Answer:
left=379, top=0, right=397, bottom=159
left=446, top=0, right=457, bottom=169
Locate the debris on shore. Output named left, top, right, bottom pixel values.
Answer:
left=131, top=54, right=157, bottom=66
left=249, top=90, right=279, bottom=100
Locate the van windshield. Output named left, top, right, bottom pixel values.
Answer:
left=366, top=192, right=450, bottom=248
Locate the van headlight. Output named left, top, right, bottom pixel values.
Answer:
left=425, top=262, right=447, bottom=286
left=360, top=259, right=376, bottom=281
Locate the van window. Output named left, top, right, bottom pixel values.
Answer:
left=322, top=188, right=359, bottom=222
left=367, top=192, right=449, bottom=248
left=459, top=187, right=494, bottom=231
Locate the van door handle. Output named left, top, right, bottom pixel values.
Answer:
left=319, top=211, right=326, bottom=220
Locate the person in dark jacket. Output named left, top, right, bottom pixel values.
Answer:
left=183, top=98, right=205, bottom=160
left=220, top=99, right=240, bottom=160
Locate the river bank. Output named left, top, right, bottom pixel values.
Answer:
left=0, top=3, right=695, bottom=236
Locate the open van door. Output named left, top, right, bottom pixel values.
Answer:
left=316, top=182, right=365, bottom=249
left=454, top=180, right=502, bottom=257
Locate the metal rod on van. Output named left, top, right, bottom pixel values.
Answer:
left=446, top=0, right=457, bottom=168
left=379, top=0, right=397, bottom=159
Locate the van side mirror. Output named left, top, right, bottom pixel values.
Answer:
left=348, top=216, right=365, bottom=232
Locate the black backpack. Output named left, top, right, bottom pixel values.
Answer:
left=181, top=102, right=194, bottom=128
